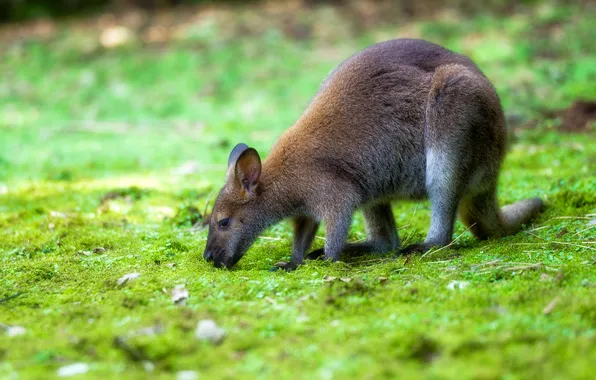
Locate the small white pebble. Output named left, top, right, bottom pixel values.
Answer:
left=177, top=370, right=199, bottom=380
left=171, top=284, right=189, bottom=306
left=142, top=361, right=155, bottom=372
left=296, top=315, right=310, bottom=324
left=195, top=320, right=225, bottom=344
left=447, top=280, right=470, bottom=290
left=6, top=326, right=26, bottom=337
left=57, top=363, right=89, bottom=377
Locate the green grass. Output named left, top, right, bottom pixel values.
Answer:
left=1, top=3, right=595, bottom=379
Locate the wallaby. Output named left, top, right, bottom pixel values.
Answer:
left=203, top=38, right=543, bottom=270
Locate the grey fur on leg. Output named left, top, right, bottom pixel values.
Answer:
left=323, top=212, right=353, bottom=262
left=423, top=188, right=459, bottom=247
left=291, top=216, right=319, bottom=263
left=363, top=202, right=400, bottom=251
left=400, top=148, right=462, bottom=254
left=307, top=202, right=399, bottom=259
left=275, top=215, right=319, bottom=271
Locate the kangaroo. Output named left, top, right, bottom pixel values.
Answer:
left=203, top=38, right=543, bottom=270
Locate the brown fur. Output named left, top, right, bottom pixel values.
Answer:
left=203, top=39, right=543, bottom=270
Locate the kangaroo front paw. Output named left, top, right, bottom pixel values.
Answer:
left=306, top=248, right=325, bottom=260
left=395, top=243, right=437, bottom=257
left=271, top=261, right=299, bottom=272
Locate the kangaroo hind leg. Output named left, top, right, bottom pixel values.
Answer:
left=307, top=202, right=399, bottom=260
left=401, top=64, right=498, bottom=254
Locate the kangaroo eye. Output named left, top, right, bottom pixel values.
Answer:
left=218, top=218, right=230, bottom=228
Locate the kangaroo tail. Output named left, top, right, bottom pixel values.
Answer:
left=459, top=191, right=543, bottom=239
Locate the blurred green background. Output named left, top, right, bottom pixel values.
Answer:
left=1, top=0, right=594, bottom=183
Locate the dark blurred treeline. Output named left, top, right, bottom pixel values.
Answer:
left=0, top=0, right=223, bottom=22
left=0, top=0, right=573, bottom=23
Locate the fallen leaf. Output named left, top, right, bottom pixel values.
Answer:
left=231, top=350, right=247, bottom=360
left=78, top=247, right=106, bottom=256
left=171, top=284, right=189, bottom=306
left=323, top=275, right=337, bottom=282
left=540, top=273, right=552, bottom=281
left=173, top=161, right=199, bottom=175
left=196, top=320, right=225, bottom=344
left=403, top=255, right=412, bottom=265
left=554, top=269, right=565, bottom=283
left=446, top=280, right=470, bottom=290
left=378, top=277, right=388, bottom=285
left=50, top=210, right=67, bottom=218
left=117, top=272, right=141, bottom=286
left=543, top=297, right=560, bottom=315
left=57, top=363, right=89, bottom=377
left=133, top=324, right=164, bottom=337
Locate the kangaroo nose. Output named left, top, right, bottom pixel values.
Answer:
left=204, top=250, right=213, bottom=262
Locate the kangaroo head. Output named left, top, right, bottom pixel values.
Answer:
left=204, top=143, right=267, bottom=268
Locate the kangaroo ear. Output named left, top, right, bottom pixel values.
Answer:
left=235, top=148, right=261, bottom=196
left=228, top=143, right=249, bottom=168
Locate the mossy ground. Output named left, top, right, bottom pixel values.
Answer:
left=1, top=2, right=595, bottom=379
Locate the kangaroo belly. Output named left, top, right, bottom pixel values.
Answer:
left=364, top=137, right=428, bottom=202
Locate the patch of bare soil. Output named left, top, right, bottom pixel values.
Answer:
left=513, top=100, right=596, bottom=134
left=558, top=100, right=596, bottom=133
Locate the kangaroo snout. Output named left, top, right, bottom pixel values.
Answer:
left=204, top=242, right=242, bottom=269
left=203, top=249, right=213, bottom=262
left=204, top=246, right=225, bottom=268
